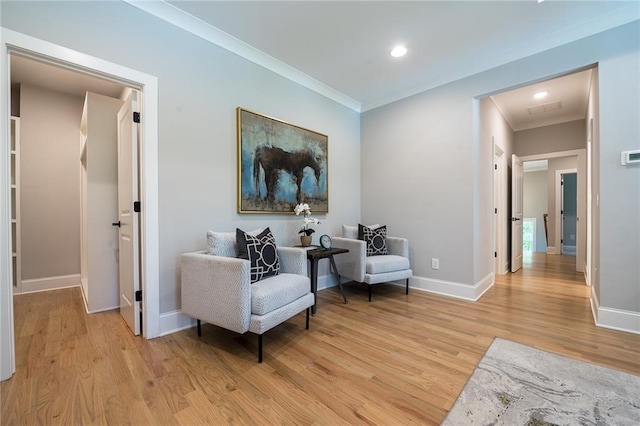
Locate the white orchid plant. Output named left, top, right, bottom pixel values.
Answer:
left=294, top=203, right=320, bottom=236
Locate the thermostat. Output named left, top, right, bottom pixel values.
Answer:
left=621, top=149, right=640, bottom=165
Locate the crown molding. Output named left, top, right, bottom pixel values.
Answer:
left=122, top=0, right=361, bottom=113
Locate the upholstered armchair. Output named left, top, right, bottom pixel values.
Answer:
left=181, top=229, right=314, bottom=363
left=332, top=225, right=412, bottom=301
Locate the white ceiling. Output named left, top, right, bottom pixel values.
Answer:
left=10, top=55, right=125, bottom=99
left=9, top=1, right=638, bottom=132
left=164, top=0, right=638, bottom=112
left=490, top=68, right=593, bottom=131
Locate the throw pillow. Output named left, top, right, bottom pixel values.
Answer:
left=358, top=224, right=388, bottom=256
left=236, top=227, right=280, bottom=283
left=342, top=224, right=380, bottom=239
left=207, top=229, right=262, bottom=257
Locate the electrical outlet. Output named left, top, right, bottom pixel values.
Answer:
left=431, top=258, right=439, bottom=270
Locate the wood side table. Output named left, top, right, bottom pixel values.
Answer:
left=304, top=247, right=349, bottom=314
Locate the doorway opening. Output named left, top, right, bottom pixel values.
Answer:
left=2, top=29, right=160, bottom=381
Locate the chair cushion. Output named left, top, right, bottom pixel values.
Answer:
left=366, top=255, right=410, bottom=274
left=342, top=224, right=379, bottom=239
left=236, top=228, right=280, bottom=283
left=359, top=224, right=388, bottom=256
left=251, top=273, right=309, bottom=315
left=207, top=228, right=262, bottom=257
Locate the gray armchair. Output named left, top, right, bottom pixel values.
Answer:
left=181, top=231, right=314, bottom=363
left=333, top=226, right=412, bottom=301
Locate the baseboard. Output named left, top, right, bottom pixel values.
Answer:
left=547, top=246, right=559, bottom=255
left=160, top=310, right=196, bottom=336
left=18, top=274, right=80, bottom=294
left=317, top=273, right=336, bottom=291
left=591, top=292, right=640, bottom=335
left=409, top=273, right=494, bottom=301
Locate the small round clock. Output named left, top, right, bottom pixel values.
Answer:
left=319, top=234, right=332, bottom=250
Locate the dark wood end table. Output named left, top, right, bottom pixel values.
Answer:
left=305, top=247, right=349, bottom=314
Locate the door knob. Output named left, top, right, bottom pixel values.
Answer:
left=511, top=217, right=520, bottom=222
left=112, top=221, right=121, bottom=227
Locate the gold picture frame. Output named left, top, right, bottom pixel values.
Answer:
left=237, top=107, right=328, bottom=214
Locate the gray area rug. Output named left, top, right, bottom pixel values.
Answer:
left=442, top=338, right=640, bottom=425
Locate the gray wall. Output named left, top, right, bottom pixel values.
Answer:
left=0, top=1, right=361, bottom=313
left=523, top=170, right=547, bottom=252
left=2, top=4, right=638, bottom=316
left=19, top=83, right=83, bottom=280
left=361, top=21, right=639, bottom=313
left=598, top=37, right=640, bottom=310
left=514, top=119, right=586, bottom=156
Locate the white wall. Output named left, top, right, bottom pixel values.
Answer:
left=480, top=97, right=514, bottom=275
left=523, top=170, right=547, bottom=252
left=19, top=83, right=83, bottom=280
left=0, top=1, right=361, bottom=313
left=362, top=20, right=639, bottom=312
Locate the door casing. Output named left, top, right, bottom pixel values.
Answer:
left=1, top=28, right=160, bottom=381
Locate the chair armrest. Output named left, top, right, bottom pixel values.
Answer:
left=277, top=246, right=307, bottom=276
left=332, top=237, right=366, bottom=283
left=181, top=252, right=251, bottom=334
left=386, top=237, right=409, bottom=257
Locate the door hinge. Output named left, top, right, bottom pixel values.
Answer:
left=135, top=290, right=142, bottom=302
left=133, top=112, right=141, bottom=123
left=494, top=251, right=497, bottom=258
left=561, top=210, right=564, bottom=215
left=561, top=239, right=564, bottom=244
left=134, top=201, right=141, bottom=213
left=495, top=208, right=498, bottom=214
left=494, top=164, right=497, bottom=170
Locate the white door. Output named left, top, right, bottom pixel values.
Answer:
left=511, top=154, right=524, bottom=272
left=117, top=92, right=140, bottom=335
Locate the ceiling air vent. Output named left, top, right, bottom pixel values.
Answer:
left=528, top=100, right=562, bottom=115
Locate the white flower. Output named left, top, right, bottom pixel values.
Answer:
left=294, top=203, right=320, bottom=235
left=294, top=203, right=311, bottom=216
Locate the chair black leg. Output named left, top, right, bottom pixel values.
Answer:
left=197, top=319, right=201, bottom=337
left=406, top=278, right=409, bottom=294
left=258, top=334, right=263, bottom=363
left=368, top=285, right=372, bottom=302
left=306, top=308, right=310, bottom=330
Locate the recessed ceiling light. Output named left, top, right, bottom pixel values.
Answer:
left=390, top=45, right=407, bottom=58
left=534, top=91, right=548, bottom=99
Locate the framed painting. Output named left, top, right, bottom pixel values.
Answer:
left=237, top=107, right=328, bottom=214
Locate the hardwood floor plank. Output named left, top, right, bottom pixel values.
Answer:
left=2, top=254, right=639, bottom=425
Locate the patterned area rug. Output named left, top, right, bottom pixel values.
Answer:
left=442, top=338, right=640, bottom=425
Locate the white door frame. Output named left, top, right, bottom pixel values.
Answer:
left=492, top=141, right=506, bottom=274
left=1, top=28, right=160, bottom=381
left=556, top=169, right=577, bottom=256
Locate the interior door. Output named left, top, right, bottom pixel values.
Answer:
left=511, top=154, right=524, bottom=272
left=117, top=92, right=140, bottom=335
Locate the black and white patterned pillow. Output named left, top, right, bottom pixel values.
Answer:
left=358, top=224, right=388, bottom=256
left=236, top=227, right=280, bottom=283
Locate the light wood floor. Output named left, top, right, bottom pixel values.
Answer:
left=2, top=253, right=639, bottom=425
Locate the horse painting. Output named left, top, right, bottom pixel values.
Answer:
left=253, top=145, right=322, bottom=204
left=237, top=107, right=328, bottom=213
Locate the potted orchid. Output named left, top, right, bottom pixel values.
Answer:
left=294, top=203, right=320, bottom=246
